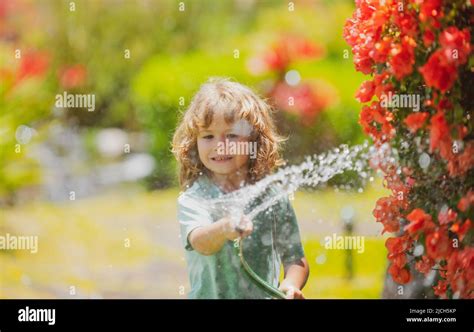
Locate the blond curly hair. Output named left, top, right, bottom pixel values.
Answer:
left=171, top=77, right=285, bottom=189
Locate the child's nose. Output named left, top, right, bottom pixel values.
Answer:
left=218, top=134, right=227, bottom=142
left=213, top=135, right=227, bottom=150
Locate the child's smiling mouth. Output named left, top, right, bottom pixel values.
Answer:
left=211, top=155, right=233, bottom=162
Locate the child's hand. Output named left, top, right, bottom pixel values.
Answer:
left=222, top=215, right=253, bottom=241
left=279, top=280, right=305, bottom=299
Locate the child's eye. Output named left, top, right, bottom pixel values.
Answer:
left=226, top=133, right=238, bottom=139
left=202, top=135, right=214, bottom=139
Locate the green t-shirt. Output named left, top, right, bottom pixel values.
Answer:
left=177, top=175, right=305, bottom=299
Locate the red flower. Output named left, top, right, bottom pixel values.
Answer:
left=355, top=79, right=375, bottom=103
left=264, top=45, right=290, bottom=72
left=448, top=141, right=474, bottom=177
left=386, top=235, right=411, bottom=270
left=343, top=1, right=384, bottom=75
left=436, top=98, right=453, bottom=112
left=415, top=255, right=435, bottom=275
left=426, top=229, right=452, bottom=260
left=393, top=9, right=418, bottom=37
left=386, top=236, right=409, bottom=255
left=433, top=279, right=448, bottom=299
left=59, top=64, right=87, bottom=89
left=17, top=51, right=49, bottom=81
left=392, top=253, right=407, bottom=268
left=450, top=219, right=472, bottom=242
left=419, top=50, right=457, bottom=92
left=418, top=0, right=443, bottom=28
left=429, top=111, right=452, bottom=160
left=446, top=248, right=474, bottom=298
left=458, top=142, right=474, bottom=173
left=458, top=191, right=474, bottom=212
left=388, top=36, right=416, bottom=80
left=404, top=112, right=429, bottom=133
left=359, top=101, right=394, bottom=142
left=371, top=36, right=391, bottom=63
left=388, top=263, right=411, bottom=284
left=353, top=46, right=375, bottom=75
left=405, top=208, right=435, bottom=235
left=292, top=38, right=324, bottom=59
left=263, top=36, right=324, bottom=72
left=423, top=30, right=436, bottom=47
left=373, top=72, right=393, bottom=98
left=438, top=208, right=457, bottom=225
left=271, top=82, right=329, bottom=126
left=374, top=196, right=402, bottom=233
left=439, top=27, right=471, bottom=65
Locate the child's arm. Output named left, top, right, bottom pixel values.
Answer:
left=279, top=257, right=310, bottom=299
left=188, top=216, right=253, bottom=256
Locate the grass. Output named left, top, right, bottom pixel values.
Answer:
left=304, top=238, right=387, bottom=298
left=0, top=181, right=389, bottom=298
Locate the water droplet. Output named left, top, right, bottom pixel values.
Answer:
left=21, top=274, right=32, bottom=286
left=418, top=153, right=431, bottom=169
left=413, top=244, right=424, bottom=257
left=341, top=206, right=355, bottom=220
left=15, top=125, right=34, bottom=144
left=285, top=69, right=301, bottom=86
left=316, top=254, right=326, bottom=264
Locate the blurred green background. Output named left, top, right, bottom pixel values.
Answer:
left=0, top=0, right=389, bottom=298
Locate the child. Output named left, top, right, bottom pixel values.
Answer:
left=172, top=78, right=309, bottom=299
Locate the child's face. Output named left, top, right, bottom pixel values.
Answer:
left=197, top=111, right=251, bottom=178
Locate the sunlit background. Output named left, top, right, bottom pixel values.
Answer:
left=0, top=0, right=393, bottom=298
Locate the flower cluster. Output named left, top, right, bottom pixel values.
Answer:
left=248, top=35, right=334, bottom=125
left=344, top=0, right=473, bottom=298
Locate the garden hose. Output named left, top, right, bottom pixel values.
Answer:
left=234, top=238, right=286, bottom=299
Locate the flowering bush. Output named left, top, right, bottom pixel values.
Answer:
left=344, top=0, right=473, bottom=298
left=0, top=44, right=53, bottom=200
left=0, top=1, right=92, bottom=202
